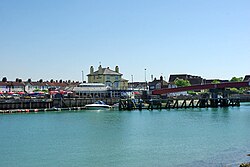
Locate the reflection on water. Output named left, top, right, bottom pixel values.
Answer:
left=0, top=106, right=250, bottom=167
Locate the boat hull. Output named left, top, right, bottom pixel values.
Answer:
left=85, top=104, right=111, bottom=110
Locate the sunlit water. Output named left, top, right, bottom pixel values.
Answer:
left=1, top=103, right=250, bottom=167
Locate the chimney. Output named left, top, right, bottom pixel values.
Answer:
left=160, top=76, right=163, bottom=81
left=90, top=66, right=94, bottom=75
left=98, top=65, right=102, bottom=74
left=115, top=66, right=119, bottom=73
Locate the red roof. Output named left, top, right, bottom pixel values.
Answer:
left=0, top=81, right=24, bottom=87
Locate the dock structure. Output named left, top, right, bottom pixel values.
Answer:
left=118, top=97, right=240, bottom=111
left=0, top=97, right=120, bottom=113
left=0, top=97, right=242, bottom=113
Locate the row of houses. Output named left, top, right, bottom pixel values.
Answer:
left=0, top=81, right=79, bottom=93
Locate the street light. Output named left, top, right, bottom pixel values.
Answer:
left=81, top=70, right=84, bottom=82
left=145, top=68, right=147, bottom=90
left=131, top=75, right=134, bottom=90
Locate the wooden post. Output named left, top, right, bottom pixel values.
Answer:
left=173, top=100, right=178, bottom=109
left=181, top=100, right=187, bottom=108
left=119, top=99, right=122, bottom=111
left=139, top=99, right=142, bottom=111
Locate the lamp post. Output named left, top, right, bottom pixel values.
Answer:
left=144, top=68, right=147, bottom=90
left=131, top=75, right=134, bottom=90
left=81, top=70, right=84, bottom=82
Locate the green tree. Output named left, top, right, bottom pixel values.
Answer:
left=174, top=78, right=191, bottom=87
left=230, top=77, right=245, bottom=94
left=230, top=88, right=240, bottom=94
left=212, top=80, right=220, bottom=84
left=42, top=89, right=48, bottom=93
left=230, top=77, right=243, bottom=82
left=33, top=89, right=41, bottom=92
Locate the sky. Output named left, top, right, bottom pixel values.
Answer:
left=0, top=0, right=249, bottom=82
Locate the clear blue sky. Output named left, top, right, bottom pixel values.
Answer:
left=0, top=0, right=249, bottom=82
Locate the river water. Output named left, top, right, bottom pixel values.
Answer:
left=1, top=103, right=250, bottom=167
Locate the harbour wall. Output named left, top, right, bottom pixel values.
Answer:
left=0, top=98, right=120, bottom=110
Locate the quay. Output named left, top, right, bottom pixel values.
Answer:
left=0, top=96, right=245, bottom=114
left=0, top=98, right=120, bottom=114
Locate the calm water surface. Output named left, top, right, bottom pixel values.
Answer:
left=1, top=103, right=250, bottom=167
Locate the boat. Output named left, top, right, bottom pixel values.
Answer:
left=85, top=101, right=112, bottom=110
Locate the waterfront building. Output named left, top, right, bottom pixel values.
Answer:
left=243, top=75, right=250, bottom=81
left=169, top=74, right=205, bottom=85
left=148, top=76, right=169, bottom=94
left=0, top=81, right=25, bottom=93
left=128, top=82, right=147, bottom=90
left=148, top=76, right=187, bottom=97
left=46, top=81, right=71, bottom=91
left=87, top=65, right=128, bottom=90
left=25, top=82, right=49, bottom=93
left=0, top=82, right=9, bottom=92
left=68, top=83, right=111, bottom=98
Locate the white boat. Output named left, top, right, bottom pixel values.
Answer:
left=85, top=101, right=112, bottom=110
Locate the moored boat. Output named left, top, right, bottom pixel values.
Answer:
left=85, top=101, right=112, bottom=110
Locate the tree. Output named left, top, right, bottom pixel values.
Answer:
left=212, top=80, right=220, bottom=84
left=34, top=89, right=41, bottom=92
left=230, top=77, right=245, bottom=93
left=230, top=88, right=241, bottom=94
left=174, top=78, right=191, bottom=87
left=39, top=79, right=43, bottom=83
left=27, top=78, right=32, bottom=83
left=230, top=77, right=243, bottom=82
left=2, top=77, right=7, bottom=82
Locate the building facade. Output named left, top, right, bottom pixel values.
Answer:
left=0, top=81, right=25, bottom=92
left=87, top=65, right=128, bottom=90
left=243, top=75, right=250, bottom=81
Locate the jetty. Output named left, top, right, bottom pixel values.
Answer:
left=0, top=98, right=120, bottom=114
left=118, top=97, right=241, bottom=111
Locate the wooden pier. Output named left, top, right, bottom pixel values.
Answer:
left=0, top=97, right=241, bottom=114
left=118, top=97, right=240, bottom=111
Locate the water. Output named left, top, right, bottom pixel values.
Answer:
left=1, top=104, right=250, bottom=167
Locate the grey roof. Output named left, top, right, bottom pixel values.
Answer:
left=72, top=86, right=109, bottom=93
left=88, top=68, right=122, bottom=76
left=120, top=78, right=129, bottom=81
left=244, top=75, right=250, bottom=81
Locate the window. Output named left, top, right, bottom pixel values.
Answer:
left=114, top=82, right=119, bottom=88
left=150, top=86, right=155, bottom=90
left=156, top=83, right=161, bottom=89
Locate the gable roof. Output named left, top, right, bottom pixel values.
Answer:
left=244, top=75, right=250, bottom=81
left=88, top=67, right=122, bottom=76
left=0, top=81, right=25, bottom=87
